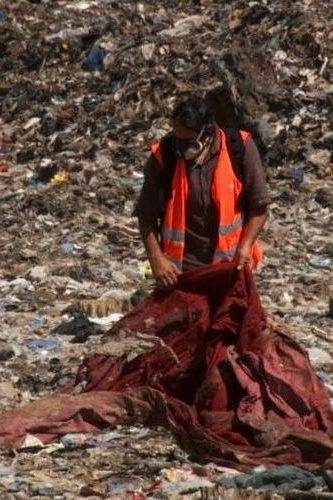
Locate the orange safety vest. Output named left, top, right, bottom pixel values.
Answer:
left=151, top=128, right=263, bottom=271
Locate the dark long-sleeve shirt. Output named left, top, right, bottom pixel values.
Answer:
left=134, top=127, right=271, bottom=271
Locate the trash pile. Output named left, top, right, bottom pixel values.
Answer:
left=0, top=0, right=332, bottom=498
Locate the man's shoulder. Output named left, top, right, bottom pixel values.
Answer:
left=159, top=131, right=173, bottom=147
left=153, top=132, right=176, bottom=171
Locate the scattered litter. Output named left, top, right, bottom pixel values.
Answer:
left=24, top=338, right=63, bottom=350
left=59, top=243, right=75, bottom=254
left=157, top=467, right=214, bottom=494
left=308, top=347, right=332, bottom=367
left=51, top=172, right=69, bottom=184
left=83, top=46, right=107, bottom=71
left=60, top=433, right=91, bottom=448
left=88, top=313, right=124, bottom=326
left=0, top=0, right=331, bottom=498
left=309, top=257, right=333, bottom=270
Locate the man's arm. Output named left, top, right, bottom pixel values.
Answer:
left=134, top=155, right=180, bottom=288
left=236, top=138, right=271, bottom=269
left=237, top=208, right=268, bottom=269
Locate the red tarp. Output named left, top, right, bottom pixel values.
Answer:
left=1, top=263, right=333, bottom=471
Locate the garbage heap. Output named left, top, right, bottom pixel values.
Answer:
left=0, top=0, right=332, bottom=498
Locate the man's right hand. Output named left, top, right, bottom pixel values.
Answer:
left=151, top=256, right=181, bottom=289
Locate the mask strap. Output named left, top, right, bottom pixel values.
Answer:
left=196, top=126, right=205, bottom=144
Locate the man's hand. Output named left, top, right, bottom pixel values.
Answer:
left=151, top=256, right=181, bottom=289
left=236, top=242, right=252, bottom=270
left=138, top=220, right=181, bottom=289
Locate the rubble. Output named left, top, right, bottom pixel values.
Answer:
left=0, top=0, right=332, bottom=498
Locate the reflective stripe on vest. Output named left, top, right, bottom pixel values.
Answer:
left=151, top=129, right=263, bottom=271
left=162, top=227, right=185, bottom=242
left=218, top=214, right=244, bottom=236
left=213, top=244, right=238, bottom=261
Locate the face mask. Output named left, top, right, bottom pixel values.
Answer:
left=174, top=127, right=205, bottom=161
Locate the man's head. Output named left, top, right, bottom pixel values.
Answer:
left=172, top=95, right=214, bottom=137
left=171, top=95, right=214, bottom=160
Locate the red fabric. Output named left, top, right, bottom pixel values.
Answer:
left=0, top=263, right=332, bottom=471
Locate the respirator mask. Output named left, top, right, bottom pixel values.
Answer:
left=174, top=127, right=206, bottom=161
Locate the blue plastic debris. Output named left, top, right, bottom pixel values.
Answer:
left=31, top=181, right=48, bottom=188
left=83, top=46, right=107, bottom=71
left=0, top=11, right=6, bottom=22
left=59, top=242, right=75, bottom=253
left=291, top=167, right=304, bottom=184
left=25, top=338, right=62, bottom=350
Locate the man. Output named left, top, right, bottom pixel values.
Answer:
left=134, top=95, right=270, bottom=289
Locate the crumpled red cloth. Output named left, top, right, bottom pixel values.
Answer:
left=1, top=263, right=333, bottom=471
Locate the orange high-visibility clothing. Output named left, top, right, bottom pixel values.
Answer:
left=151, top=129, right=262, bottom=271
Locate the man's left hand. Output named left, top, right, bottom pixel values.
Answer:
left=236, top=243, right=252, bottom=270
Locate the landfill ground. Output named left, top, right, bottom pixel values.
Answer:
left=0, top=0, right=332, bottom=498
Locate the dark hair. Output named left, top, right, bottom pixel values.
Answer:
left=172, top=95, right=214, bottom=133
left=205, top=88, right=240, bottom=127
